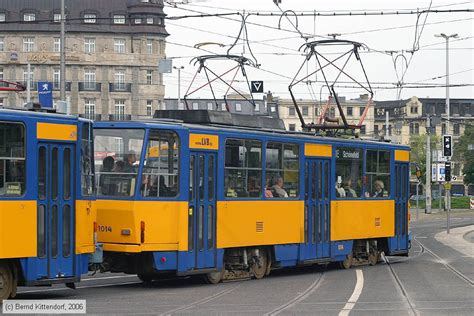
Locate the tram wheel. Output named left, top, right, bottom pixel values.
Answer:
left=251, top=249, right=268, bottom=280
left=0, top=263, right=13, bottom=300
left=340, top=254, right=353, bottom=269
left=368, top=251, right=380, bottom=266
left=204, top=269, right=224, bottom=284
left=137, top=273, right=154, bottom=284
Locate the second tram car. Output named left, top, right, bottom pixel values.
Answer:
left=0, top=108, right=97, bottom=299
left=94, top=112, right=410, bottom=283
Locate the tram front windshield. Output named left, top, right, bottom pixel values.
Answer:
left=94, top=129, right=145, bottom=197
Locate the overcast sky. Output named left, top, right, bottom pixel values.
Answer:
left=162, top=0, right=473, bottom=102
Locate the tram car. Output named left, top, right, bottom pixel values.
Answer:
left=94, top=111, right=409, bottom=283
left=0, top=107, right=97, bottom=300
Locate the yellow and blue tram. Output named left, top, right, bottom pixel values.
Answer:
left=94, top=112, right=410, bottom=282
left=0, top=108, right=97, bottom=299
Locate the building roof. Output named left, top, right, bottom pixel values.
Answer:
left=0, top=0, right=168, bottom=36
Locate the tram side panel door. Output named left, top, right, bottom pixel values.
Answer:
left=188, top=152, right=217, bottom=269
left=37, top=143, right=75, bottom=279
left=301, top=158, right=331, bottom=261
left=391, top=162, right=409, bottom=254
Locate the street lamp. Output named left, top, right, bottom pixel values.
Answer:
left=173, top=66, right=184, bottom=110
left=434, top=33, right=458, bottom=135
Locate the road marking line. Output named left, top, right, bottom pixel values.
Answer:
left=338, top=269, right=364, bottom=316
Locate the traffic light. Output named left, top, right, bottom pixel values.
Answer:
left=443, top=135, right=452, bottom=157
left=444, top=162, right=451, bottom=182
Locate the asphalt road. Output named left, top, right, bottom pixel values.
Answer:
left=10, top=212, right=474, bottom=315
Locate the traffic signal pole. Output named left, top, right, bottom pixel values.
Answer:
left=425, top=115, right=432, bottom=214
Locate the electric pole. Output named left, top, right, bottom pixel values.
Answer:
left=173, top=66, right=184, bottom=110
left=60, top=0, right=66, bottom=102
left=425, top=115, right=432, bottom=214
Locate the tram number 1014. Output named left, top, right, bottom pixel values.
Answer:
left=98, top=225, right=112, bottom=233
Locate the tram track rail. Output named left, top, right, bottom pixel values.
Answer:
left=414, top=236, right=474, bottom=287
left=264, top=269, right=326, bottom=316
left=382, top=253, right=419, bottom=316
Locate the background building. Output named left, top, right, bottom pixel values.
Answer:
left=278, top=94, right=375, bottom=137
left=0, top=0, right=168, bottom=119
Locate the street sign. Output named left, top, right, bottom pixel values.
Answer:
left=444, top=162, right=451, bottom=181
left=251, top=81, right=264, bottom=93
left=442, top=135, right=452, bottom=157
left=432, top=163, right=446, bottom=182
left=37, top=81, right=53, bottom=108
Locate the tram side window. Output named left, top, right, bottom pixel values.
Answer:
left=141, top=130, right=179, bottom=198
left=224, top=139, right=262, bottom=198
left=365, top=150, right=391, bottom=198
left=94, top=129, right=145, bottom=197
left=266, top=142, right=299, bottom=198
left=0, top=123, right=25, bottom=196
left=335, top=147, right=363, bottom=198
left=81, top=123, right=95, bottom=196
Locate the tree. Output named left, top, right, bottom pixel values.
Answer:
left=454, top=123, right=474, bottom=185
left=409, top=134, right=440, bottom=184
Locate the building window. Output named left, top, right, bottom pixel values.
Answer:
left=360, top=125, right=366, bottom=135
left=134, top=18, right=141, bottom=24
left=224, top=139, right=262, bottom=198
left=23, top=37, right=35, bottom=52
left=115, top=100, right=125, bottom=117
left=146, top=39, right=153, bottom=54
left=84, top=38, right=96, bottom=54
left=53, top=13, right=61, bottom=22
left=53, top=38, right=60, bottom=52
left=366, top=150, right=391, bottom=198
left=409, top=122, right=419, bottom=135
left=192, top=102, right=199, bottom=110
left=0, top=37, right=4, bottom=51
left=207, top=103, right=213, bottom=110
left=235, top=103, right=242, bottom=112
left=53, top=68, right=60, bottom=89
left=178, top=102, right=184, bottom=110
left=146, top=70, right=153, bottom=85
left=453, top=123, right=460, bottom=135
left=0, top=98, right=3, bottom=107
left=442, top=123, right=446, bottom=135
left=347, top=106, right=353, bottom=116
left=288, top=107, right=295, bottom=116
left=374, top=125, right=379, bottom=135
left=23, top=13, right=36, bottom=22
left=146, top=17, right=153, bottom=24
left=410, top=106, right=418, bottom=114
left=146, top=100, right=153, bottom=116
left=84, top=13, right=96, bottom=23
left=23, top=67, right=34, bottom=89
left=0, top=67, right=4, bottom=82
left=335, top=147, right=363, bottom=198
left=114, top=38, right=126, bottom=53
left=289, top=124, right=295, bottom=131
left=359, top=107, right=365, bottom=116
left=302, top=106, right=308, bottom=116
left=0, top=13, right=5, bottom=22
left=221, top=103, right=226, bottom=111
left=114, top=15, right=126, bottom=24
left=84, top=68, right=96, bottom=90
left=114, top=69, right=125, bottom=90
left=255, top=103, right=260, bottom=112
left=84, top=99, right=95, bottom=119
left=383, top=124, right=392, bottom=136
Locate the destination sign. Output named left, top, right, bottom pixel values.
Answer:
left=336, top=148, right=362, bottom=160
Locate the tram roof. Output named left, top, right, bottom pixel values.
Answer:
left=0, top=107, right=92, bottom=123
left=94, top=118, right=410, bottom=150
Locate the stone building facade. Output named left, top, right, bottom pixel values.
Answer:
left=0, top=0, right=168, bottom=119
left=278, top=94, right=375, bottom=137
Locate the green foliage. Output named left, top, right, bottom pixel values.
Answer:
left=454, top=124, right=474, bottom=185
left=409, top=134, right=440, bottom=183
left=411, top=196, right=470, bottom=209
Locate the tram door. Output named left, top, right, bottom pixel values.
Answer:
left=37, top=143, right=75, bottom=279
left=301, top=158, right=331, bottom=260
left=393, top=162, right=409, bottom=253
left=188, top=152, right=217, bottom=269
